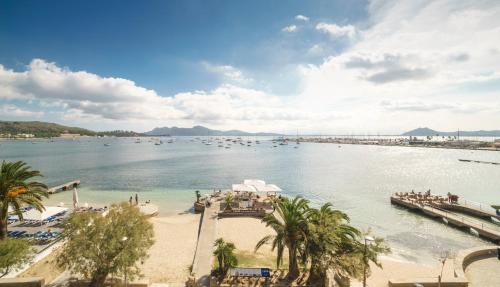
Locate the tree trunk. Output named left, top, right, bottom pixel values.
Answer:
left=0, top=218, right=7, bottom=241
left=287, top=246, right=300, bottom=280
left=307, top=261, right=325, bottom=286
left=89, top=273, right=107, bottom=287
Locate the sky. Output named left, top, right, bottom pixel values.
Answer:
left=1, top=0, right=499, bottom=134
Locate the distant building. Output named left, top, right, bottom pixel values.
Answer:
left=60, top=133, right=81, bottom=138
left=16, top=133, right=35, bottom=138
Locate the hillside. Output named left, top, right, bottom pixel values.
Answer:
left=402, top=127, right=500, bottom=137
left=0, top=121, right=96, bottom=137
left=0, top=121, right=144, bottom=138
left=145, top=125, right=281, bottom=136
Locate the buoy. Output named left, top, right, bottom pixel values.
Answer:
left=470, top=228, right=479, bottom=237
left=491, top=217, right=500, bottom=225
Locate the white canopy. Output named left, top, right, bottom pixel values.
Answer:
left=22, top=206, right=68, bottom=221
left=232, top=179, right=282, bottom=193
left=232, top=184, right=258, bottom=192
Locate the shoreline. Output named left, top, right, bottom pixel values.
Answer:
left=297, top=138, right=500, bottom=152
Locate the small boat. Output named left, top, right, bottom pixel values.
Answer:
left=458, top=159, right=471, bottom=162
left=218, top=144, right=224, bottom=147
left=155, top=142, right=161, bottom=146
left=442, top=218, right=448, bottom=225
left=104, top=143, right=111, bottom=147
left=135, top=138, right=141, bottom=143
left=225, top=146, right=231, bottom=149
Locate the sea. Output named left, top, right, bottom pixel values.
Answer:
left=1, top=136, right=499, bottom=265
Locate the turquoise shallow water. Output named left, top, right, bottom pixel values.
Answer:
left=1, top=137, right=500, bottom=264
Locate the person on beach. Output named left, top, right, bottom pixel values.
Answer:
left=129, top=196, right=133, bottom=205
left=135, top=193, right=139, bottom=205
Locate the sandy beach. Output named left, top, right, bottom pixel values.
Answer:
left=140, top=213, right=200, bottom=284
left=365, top=257, right=453, bottom=287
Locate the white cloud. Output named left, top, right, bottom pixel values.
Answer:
left=316, top=23, right=357, bottom=39
left=297, top=0, right=500, bottom=132
left=202, top=62, right=253, bottom=84
left=0, top=59, right=339, bottom=132
left=295, top=15, right=309, bottom=22
left=0, top=104, right=43, bottom=117
left=282, top=25, right=297, bottom=32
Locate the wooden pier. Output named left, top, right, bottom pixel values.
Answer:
left=48, top=180, right=81, bottom=194
left=436, top=201, right=500, bottom=221
left=391, top=196, right=500, bottom=244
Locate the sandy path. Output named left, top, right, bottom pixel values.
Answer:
left=140, top=213, right=200, bottom=284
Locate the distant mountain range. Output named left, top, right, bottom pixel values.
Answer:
left=402, top=127, right=500, bottom=137
left=145, top=125, right=281, bottom=136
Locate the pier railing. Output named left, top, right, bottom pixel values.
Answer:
left=398, top=196, right=500, bottom=234
left=458, top=198, right=496, bottom=212
left=424, top=202, right=500, bottom=234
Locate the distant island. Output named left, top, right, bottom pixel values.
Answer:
left=0, top=121, right=144, bottom=138
left=402, top=127, right=500, bottom=137
left=145, top=125, right=281, bottom=137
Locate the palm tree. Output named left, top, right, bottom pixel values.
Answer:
left=224, top=193, right=234, bottom=211
left=255, top=196, right=309, bottom=280
left=0, top=161, right=49, bottom=240
left=213, top=238, right=238, bottom=276
left=304, top=203, right=360, bottom=285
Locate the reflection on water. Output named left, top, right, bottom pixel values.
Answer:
left=1, top=137, right=500, bottom=264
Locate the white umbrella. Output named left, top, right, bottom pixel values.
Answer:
left=73, top=188, right=79, bottom=209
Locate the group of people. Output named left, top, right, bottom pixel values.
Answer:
left=129, top=193, right=150, bottom=205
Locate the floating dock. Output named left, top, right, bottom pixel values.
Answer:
left=48, top=180, right=81, bottom=194
left=458, top=159, right=500, bottom=165
left=391, top=196, right=500, bottom=243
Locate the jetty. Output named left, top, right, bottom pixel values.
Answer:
left=391, top=194, right=500, bottom=243
left=437, top=200, right=500, bottom=221
left=48, top=180, right=80, bottom=194
left=192, top=201, right=219, bottom=287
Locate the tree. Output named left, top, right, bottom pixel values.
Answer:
left=224, top=193, right=234, bottom=211
left=255, top=196, right=309, bottom=280
left=57, top=202, right=155, bottom=287
left=304, top=203, right=361, bottom=285
left=0, top=161, right=49, bottom=240
left=0, top=239, right=34, bottom=277
left=213, top=238, right=238, bottom=277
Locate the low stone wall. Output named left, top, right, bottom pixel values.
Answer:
left=0, top=277, right=44, bottom=287
left=69, top=278, right=149, bottom=287
left=218, top=209, right=266, bottom=218
left=453, top=245, right=499, bottom=278
left=388, top=277, right=468, bottom=287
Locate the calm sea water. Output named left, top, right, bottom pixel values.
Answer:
left=1, top=137, right=500, bottom=264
